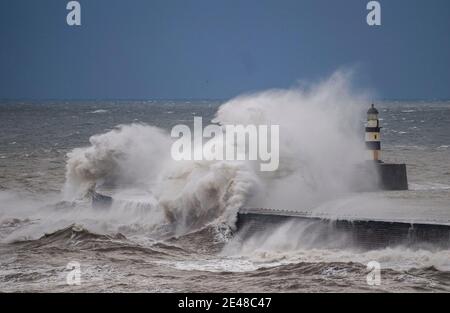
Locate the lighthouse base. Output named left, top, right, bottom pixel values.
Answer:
left=375, top=162, right=408, bottom=191
left=354, top=162, right=408, bottom=191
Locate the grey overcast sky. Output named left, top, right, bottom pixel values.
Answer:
left=0, top=0, right=449, bottom=100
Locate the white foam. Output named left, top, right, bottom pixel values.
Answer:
left=60, top=70, right=370, bottom=236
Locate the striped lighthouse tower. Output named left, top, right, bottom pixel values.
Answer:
left=365, top=104, right=381, bottom=161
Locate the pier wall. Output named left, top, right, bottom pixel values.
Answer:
left=236, top=212, right=450, bottom=250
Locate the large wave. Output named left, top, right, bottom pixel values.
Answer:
left=62, top=71, right=370, bottom=235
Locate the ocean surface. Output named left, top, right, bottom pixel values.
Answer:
left=0, top=98, right=449, bottom=292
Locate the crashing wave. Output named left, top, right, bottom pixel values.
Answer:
left=61, top=71, right=369, bottom=237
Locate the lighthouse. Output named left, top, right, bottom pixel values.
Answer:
left=365, top=104, right=381, bottom=161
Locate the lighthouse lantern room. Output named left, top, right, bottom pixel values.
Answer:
left=365, top=104, right=381, bottom=161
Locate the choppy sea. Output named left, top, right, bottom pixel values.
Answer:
left=0, top=98, right=449, bottom=292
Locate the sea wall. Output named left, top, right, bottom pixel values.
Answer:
left=236, top=212, right=450, bottom=250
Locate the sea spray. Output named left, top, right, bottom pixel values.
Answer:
left=63, top=71, right=370, bottom=235
left=64, top=123, right=172, bottom=199
left=214, top=71, right=369, bottom=209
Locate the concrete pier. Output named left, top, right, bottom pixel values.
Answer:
left=236, top=208, right=450, bottom=250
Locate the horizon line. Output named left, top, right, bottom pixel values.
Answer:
left=1, top=97, right=450, bottom=102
